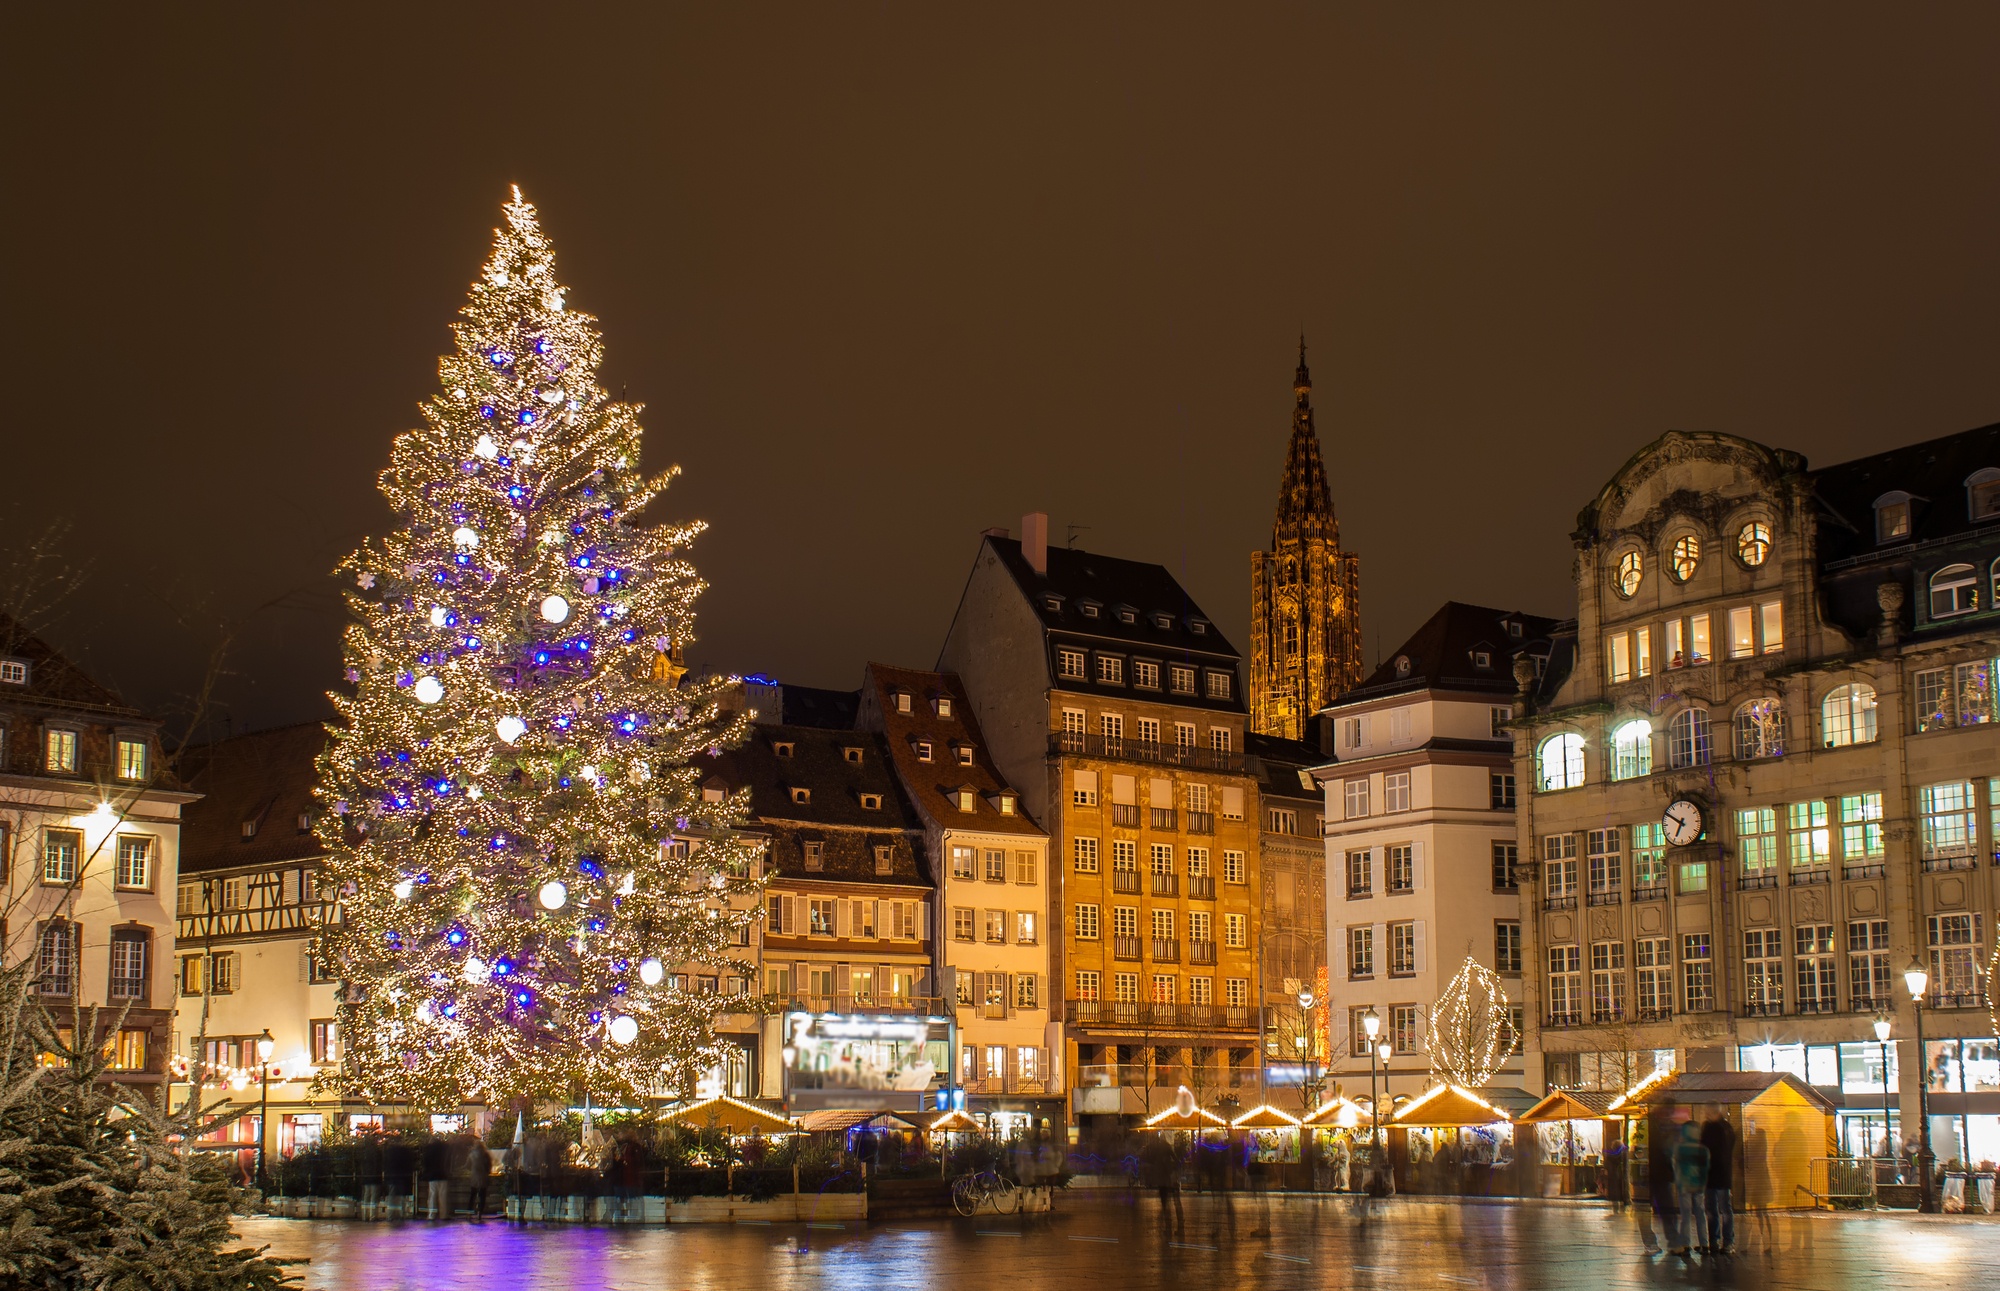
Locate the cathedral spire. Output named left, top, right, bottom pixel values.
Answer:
left=1275, top=336, right=1335, bottom=541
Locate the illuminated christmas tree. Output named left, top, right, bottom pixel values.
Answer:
left=313, top=189, right=760, bottom=1110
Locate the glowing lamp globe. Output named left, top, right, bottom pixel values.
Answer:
left=392, top=880, right=414, bottom=901
left=413, top=675, right=444, bottom=705
left=473, top=434, right=499, bottom=460
left=608, top=1015, right=639, bottom=1046
left=429, top=606, right=449, bottom=627
left=462, top=956, right=488, bottom=983
left=540, top=594, right=570, bottom=624
left=638, top=958, right=664, bottom=986
left=538, top=880, right=568, bottom=910
left=452, top=526, right=480, bottom=549
left=495, top=715, right=527, bottom=744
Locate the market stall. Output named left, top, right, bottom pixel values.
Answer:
left=1610, top=1069, right=1836, bottom=1209
left=1518, top=1090, right=1623, bottom=1197
left=658, top=1095, right=799, bottom=1138
left=1300, top=1097, right=1372, bottom=1191
left=1388, top=1084, right=1514, bottom=1196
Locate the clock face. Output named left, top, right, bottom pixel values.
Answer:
left=1663, top=799, right=1704, bottom=846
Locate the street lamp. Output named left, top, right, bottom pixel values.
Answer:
left=254, top=1029, right=276, bottom=1191
left=1903, top=959, right=1936, bottom=1214
left=1362, top=1008, right=1382, bottom=1147
left=1296, top=990, right=1318, bottom=1110
left=1871, top=1014, right=1893, bottom=1171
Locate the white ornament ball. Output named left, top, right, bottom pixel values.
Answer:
left=429, top=605, right=449, bottom=627
left=639, top=958, right=664, bottom=986
left=608, top=1015, right=639, bottom=1046
left=540, top=594, right=570, bottom=624
left=495, top=716, right=527, bottom=744
left=413, top=676, right=444, bottom=705
left=392, top=880, right=414, bottom=901
left=452, top=526, right=480, bottom=549
left=474, top=434, right=499, bottom=460
left=538, top=880, right=568, bottom=910
left=462, top=956, right=488, bottom=983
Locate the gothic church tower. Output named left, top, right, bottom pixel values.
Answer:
left=1250, top=340, right=1363, bottom=738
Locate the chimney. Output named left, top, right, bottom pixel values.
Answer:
left=981, top=526, right=1011, bottom=539
left=1022, top=512, right=1049, bottom=575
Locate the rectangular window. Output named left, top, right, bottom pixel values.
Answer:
left=952, top=907, right=975, bottom=941
left=1387, top=843, right=1414, bottom=893
left=1151, top=974, right=1176, bottom=1005
left=1209, top=728, right=1231, bottom=754
left=1057, top=648, right=1086, bottom=679
left=108, top=933, right=147, bottom=1000
left=1344, top=778, right=1370, bottom=819
left=1542, top=833, right=1577, bottom=899
left=1631, top=822, right=1667, bottom=888
left=1736, top=807, right=1778, bottom=875
left=1075, top=970, right=1101, bottom=1002
left=1134, top=661, right=1160, bottom=689
left=1111, top=905, right=1139, bottom=940
left=1840, top=793, right=1884, bottom=865
left=110, top=836, right=151, bottom=889
left=1341, top=715, right=1368, bottom=749
left=1590, top=941, right=1626, bottom=1020
left=1681, top=933, right=1714, bottom=1012
left=1188, top=910, right=1212, bottom=944
left=803, top=841, right=824, bottom=871
left=1794, top=925, right=1836, bottom=1012
left=1729, top=606, right=1756, bottom=659
left=1205, top=671, right=1232, bottom=700
left=1186, top=976, right=1213, bottom=1006
left=1347, top=849, right=1373, bottom=896
left=1015, top=851, right=1037, bottom=885
left=983, top=849, right=1006, bottom=882
left=1609, top=631, right=1633, bottom=683
left=1061, top=707, right=1087, bottom=750
left=1787, top=801, right=1830, bottom=869
left=1744, top=929, right=1784, bottom=1012
left=311, top=1019, right=340, bottom=1065
left=1383, top=772, right=1411, bottom=813
left=1389, top=921, right=1417, bottom=975
left=1586, top=828, right=1622, bottom=896
left=1112, top=972, right=1139, bottom=1004
left=1848, top=920, right=1891, bottom=1007
left=1491, top=705, right=1510, bottom=737
left=1920, top=781, right=1977, bottom=862
left=45, top=729, right=78, bottom=773
left=1679, top=859, right=1708, bottom=893
left=1760, top=601, right=1783, bottom=653
left=1927, top=913, right=1983, bottom=1004
left=180, top=955, right=203, bottom=996
left=1490, top=771, right=1516, bottom=809
left=1267, top=807, right=1298, bottom=835
left=1495, top=920, right=1522, bottom=973
left=115, top=739, right=147, bottom=781
left=1185, top=847, right=1210, bottom=877
left=1391, top=1005, right=1422, bottom=1055
left=809, top=899, right=836, bottom=936
left=1348, top=925, right=1375, bottom=977
left=208, top=951, right=237, bottom=994
left=1636, top=938, right=1672, bottom=1017
left=1170, top=665, right=1195, bottom=694
left=1073, top=836, right=1099, bottom=873
left=1547, top=945, right=1582, bottom=1020
left=1635, top=626, right=1652, bottom=676
left=1223, top=913, right=1245, bottom=948
left=1666, top=618, right=1684, bottom=668
left=1689, top=613, right=1711, bottom=665
left=1225, top=977, right=1248, bottom=1007
left=1222, top=850, right=1245, bottom=884
left=952, top=845, right=977, bottom=880
left=1066, top=900, right=1098, bottom=940
left=983, top=910, right=1007, bottom=944
left=1491, top=841, right=1518, bottom=890
left=1013, top=975, right=1038, bottom=1009
left=42, top=828, right=81, bottom=884
left=1957, top=660, right=1997, bottom=726
left=1915, top=667, right=1951, bottom=732
left=1136, top=716, right=1159, bottom=746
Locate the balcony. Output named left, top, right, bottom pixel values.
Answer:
left=1587, top=889, right=1622, bottom=907
left=1112, top=869, right=1141, bottom=894
left=1636, top=1006, right=1672, bottom=1022
left=1050, top=733, right=1245, bottom=774
left=1186, top=811, right=1215, bottom=834
left=1112, top=936, right=1141, bottom=961
left=1065, top=1001, right=1261, bottom=1032
left=1850, top=996, right=1888, bottom=1013
left=1075, top=1063, right=1259, bottom=1091
left=770, top=993, right=949, bottom=1017
left=1738, top=873, right=1779, bottom=891
left=1150, top=808, right=1178, bottom=830
left=1151, top=937, right=1180, bottom=963
left=1922, top=853, right=1977, bottom=873
left=1843, top=863, right=1885, bottom=880
left=1151, top=873, right=1179, bottom=897
left=1590, top=1008, right=1627, bottom=1024
left=1929, top=990, right=1988, bottom=1009
left=1789, top=868, right=1831, bottom=886
left=1542, top=895, right=1577, bottom=912
left=1187, top=940, right=1217, bottom=965
left=1631, top=884, right=1668, bottom=903
left=1544, top=1012, right=1584, bottom=1029
left=1110, top=804, right=1141, bottom=828
left=1794, top=998, right=1837, bottom=1015
left=1741, top=1000, right=1784, bottom=1017
left=966, top=1074, right=1052, bottom=1096
left=1187, top=875, right=1216, bottom=900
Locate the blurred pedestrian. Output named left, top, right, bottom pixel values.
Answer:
left=1700, top=1114, right=1737, bottom=1254
left=422, top=1134, right=452, bottom=1219
left=383, top=1135, right=416, bottom=1218
left=357, top=1131, right=384, bottom=1219
left=1645, top=1118, right=1676, bottom=1255
left=1139, top=1134, right=1183, bottom=1230
left=1671, top=1121, right=1710, bottom=1257
left=463, top=1132, right=492, bottom=1219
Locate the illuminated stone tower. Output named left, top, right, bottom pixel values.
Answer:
left=1250, top=340, right=1363, bottom=738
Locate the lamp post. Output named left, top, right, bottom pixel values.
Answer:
left=1363, top=1007, right=1382, bottom=1149
left=1296, top=990, right=1319, bottom=1110
left=254, top=1029, right=275, bottom=1191
left=1871, top=1014, right=1893, bottom=1171
left=1903, top=959, right=1936, bottom=1214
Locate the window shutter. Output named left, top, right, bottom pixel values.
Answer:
left=298, top=949, right=309, bottom=983
left=1411, top=841, right=1426, bottom=890
left=837, top=900, right=852, bottom=938
left=1075, top=769, right=1098, bottom=796
left=792, top=896, right=807, bottom=934
left=1413, top=920, right=1427, bottom=974
left=1006, top=973, right=1018, bottom=1016
left=1414, top=1010, right=1429, bottom=1053
left=1374, top=922, right=1387, bottom=966
left=1149, top=777, right=1172, bottom=805
left=1035, top=974, right=1045, bottom=1012
left=281, top=869, right=299, bottom=905
left=919, top=900, right=931, bottom=940
left=1221, top=786, right=1243, bottom=817
left=1112, top=775, right=1137, bottom=805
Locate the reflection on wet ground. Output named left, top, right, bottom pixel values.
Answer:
left=237, top=1190, right=2000, bottom=1291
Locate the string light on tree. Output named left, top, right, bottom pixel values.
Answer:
left=313, top=187, right=762, bottom=1111
left=1430, top=955, right=1518, bottom=1089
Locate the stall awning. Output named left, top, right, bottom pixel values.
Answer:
left=659, top=1095, right=798, bottom=1135
left=1519, top=1090, right=1625, bottom=1124
left=1609, top=1069, right=1836, bottom=1115
left=919, top=1109, right=981, bottom=1134
left=1390, top=1084, right=1512, bottom=1127
left=795, top=1108, right=919, bottom=1134
left=1230, top=1104, right=1303, bottom=1129
left=1141, top=1105, right=1228, bottom=1130
left=1301, top=1096, right=1368, bottom=1128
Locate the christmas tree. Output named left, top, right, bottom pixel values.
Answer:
left=314, top=189, right=761, bottom=1111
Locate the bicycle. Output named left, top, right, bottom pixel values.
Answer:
left=951, top=1169, right=1020, bottom=1216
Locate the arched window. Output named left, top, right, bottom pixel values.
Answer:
left=1929, top=563, right=1978, bottom=619
left=1734, top=698, right=1787, bottom=760
left=1615, top=551, right=1643, bottom=598
left=1538, top=733, right=1585, bottom=792
left=1821, top=683, right=1879, bottom=748
left=1610, top=719, right=1653, bottom=781
left=1667, top=709, right=1712, bottom=769
left=1669, top=534, right=1701, bottom=582
left=1736, top=522, right=1771, bottom=568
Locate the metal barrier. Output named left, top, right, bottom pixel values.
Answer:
left=1805, top=1156, right=1876, bottom=1209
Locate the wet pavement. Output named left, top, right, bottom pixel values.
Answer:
left=237, top=1192, right=1999, bottom=1291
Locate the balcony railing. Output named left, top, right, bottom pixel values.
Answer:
left=1632, top=884, right=1668, bottom=903
left=770, top=994, right=949, bottom=1016
left=1851, top=996, right=1889, bottom=1014
left=1544, top=1011, right=1583, bottom=1028
left=1188, top=875, right=1216, bottom=900
left=1843, top=863, right=1885, bottom=880
left=1742, top=999, right=1784, bottom=1017
left=1112, top=869, right=1141, bottom=894
left=1922, top=854, right=1977, bottom=873
left=1111, top=804, right=1141, bottom=828
left=1794, top=998, right=1837, bottom=1014
left=1112, top=936, right=1141, bottom=961
left=1789, top=868, right=1831, bottom=886
left=1150, top=808, right=1178, bottom=830
left=1929, top=990, right=1988, bottom=1009
left=1151, top=938, right=1180, bottom=963
left=1590, top=1008, right=1627, bottom=1024
left=1051, top=733, right=1245, bottom=774
left=1739, top=872, right=1780, bottom=891
left=1543, top=895, right=1577, bottom=911
left=1186, top=811, right=1215, bottom=835
left=1636, top=1006, right=1672, bottom=1022
left=1151, top=873, right=1179, bottom=897
left=966, top=1074, right=1052, bottom=1096
left=1187, top=940, right=1217, bottom=965
left=1065, top=1001, right=1261, bottom=1032
left=1075, top=1063, right=1259, bottom=1090
left=1587, top=889, right=1622, bottom=906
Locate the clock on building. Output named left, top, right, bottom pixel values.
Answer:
left=1663, top=798, right=1705, bottom=846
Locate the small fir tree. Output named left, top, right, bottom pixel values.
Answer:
left=314, top=189, right=761, bottom=1111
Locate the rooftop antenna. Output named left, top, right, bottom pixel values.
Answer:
left=1066, top=523, right=1090, bottom=549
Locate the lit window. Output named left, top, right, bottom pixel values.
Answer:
left=1615, top=550, right=1642, bottom=598
left=915, top=740, right=932, bottom=762
left=1737, top=522, right=1771, bottom=567
left=1735, top=698, right=1786, bottom=760
left=1760, top=601, right=1783, bottom=653
left=1610, top=720, right=1652, bottom=780
left=1669, top=534, right=1701, bottom=582
left=42, top=828, right=81, bottom=884
left=115, top=836, right=153, bottom=888
left=44, top=729, right=77, bottom=774
left=1537, top=733, right=1585, bottom=791
left=1608, top=632, right=1633, bottom=683
left=1876, top=495, right=1912, bottom=543
left=1728, top=606, right=1756, bottom=659
left=115, top=739, right=147, bottom=781
left=1821, top=684, right=1878, bottom=747
left=1929, top=564, right=1978, bottom=618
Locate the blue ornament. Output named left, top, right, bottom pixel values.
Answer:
left=490, top=350, right=512, bottom=367
left=479, top=405, right=496, bottom=419
left=534, top=336, right=550, bottom=354
left=518, top=409, right=535, bottom=425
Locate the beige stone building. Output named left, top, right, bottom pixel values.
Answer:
left=1514, top=426, right=2000, bottom=1165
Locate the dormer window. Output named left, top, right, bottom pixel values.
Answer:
left=1929, top=563, right=1979, bottom=618
left=241, top=820, right=258, bottom=841
left=45, top=728, right=78, bottom=774
left=914, top=739, right=933, bottom=762
left=772, top=740, right=795, bottom=758
left=874, top=845, right=893, bottom=874
left=955, top=789, right=976, bottom=812
left=297, top=812, right=312, bottom=834
left=1098, top=656, right=1124, bottom=685
left=1079, top=601, right=1101, bottom=618
left=997, top=793, right=1017, bottom=816
left=803, top=841, right=824, bottom=871
left=893, top=690, right=912, bottom=714
left=842, top=746, right=863, bottom=764
left=1152, top=613, right=1173, bottom=629
left=0, top=659, right=26, bottom=685
left=956, top=745, right=975, bottom=766
left=1506, top=620, right=1524, bottom=639
left=702, top=777, right=727, bottom=803
left=1876, top=492, right=1913, bottom=543
left=859, top=792, right=882, bottom=810
left=1472, top=650, right=1493, bottom=669
left=1189, top=619, right=1208, bottom=635
left=933, top=696, right=953, bottom=718
left=790, top=787, right=811, bottom=804
left=1967, top=469, right=2000, bottom=522
left=1044, top=594, right=1064, bottom=612
left=1115, top=606, right=1137, bottom=624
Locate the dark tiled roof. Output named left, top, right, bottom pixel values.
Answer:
left=0, top=612, right=138, bottom=718
left=708, top=725, right=930, bottom=887
left=1811, top=422, right=2000, bottom=565
left=1244, top=731, right=1328, bottom=804
left=777, top=685, right=861, bottom=730
left=985, top=536, right=1241, bottom=660
left=1343, top=602, right=1566, bottom=702
left=859, top=663, right=1044, bottom=837
left=178, top=723, right=328, bottom=874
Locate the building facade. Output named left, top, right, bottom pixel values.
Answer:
left=940, top=520, right=1265, bottom=1125
left=1249, top=343, right=1363, bottom=740
left=1, top=620, right=186, bottom=1089
left=857, top=664, right=1057, bottom=1133
left=1246, top=728, right=1331, bottom=1105
left=1320, top=604, right=1558, bottom=1104
left=1516, top=426, right=2000, bottom=1165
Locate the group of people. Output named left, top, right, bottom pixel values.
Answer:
left=351, top=1130, right=493, bottom=1219
left=500, top=1128, right=654, bottom=1220
left=1645, top=1113, right=1737, bottom=1258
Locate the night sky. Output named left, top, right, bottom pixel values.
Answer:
left=6, top=6, right=1998, bottom=740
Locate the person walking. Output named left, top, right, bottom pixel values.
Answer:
left=1645, top=1118, right=1677, bottom=1255
left=383, top=1135, right=417, bottom=1219
left=1670, top=1121, right=1710, bottom=1258
left=463, top=1132, right=492, bottom=1219
left=1139, top=1134, right=1184, bottom=1230
left=1699, top=1114, right=1737, bottom=1254
left=421, top=1134, right=452, bottom=1219
left=356, top=1131, right=384, bottom=1220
